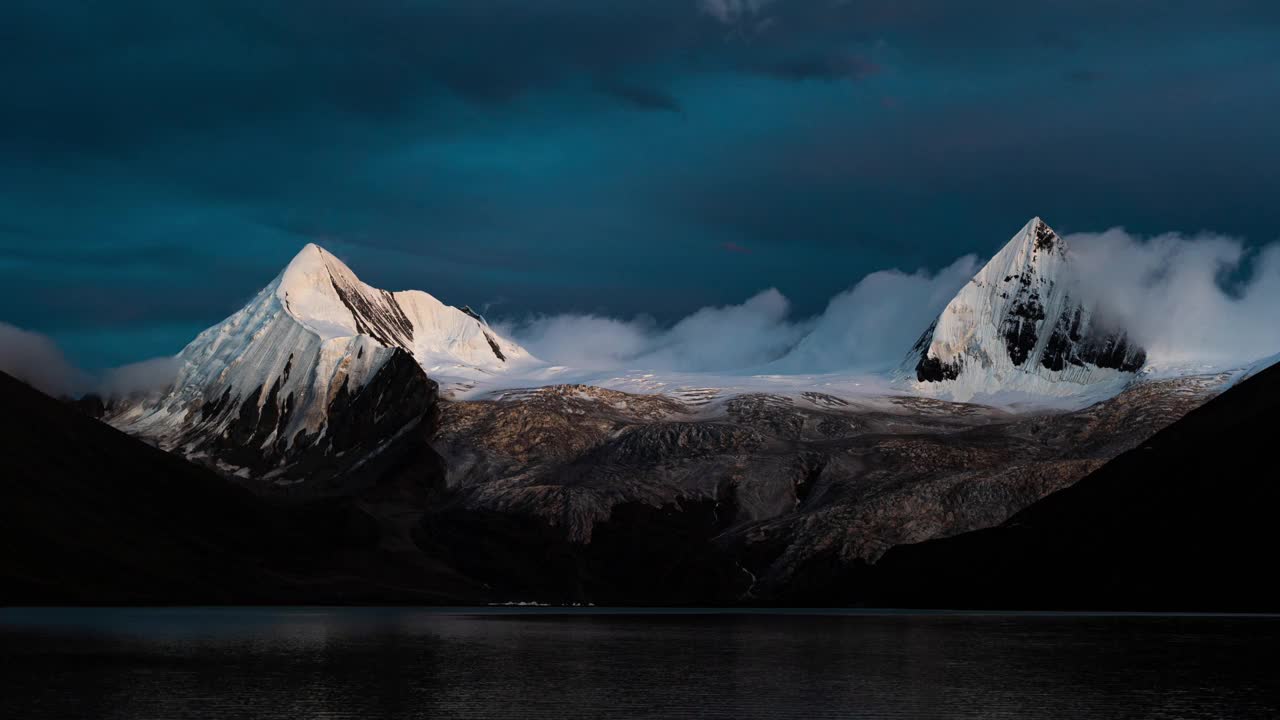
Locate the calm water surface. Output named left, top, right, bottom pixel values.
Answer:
left=1, top=608, right=1277, bottom=719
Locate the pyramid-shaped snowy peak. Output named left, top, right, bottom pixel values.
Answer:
left=902, top=217, right=1146, bottom=400
left=107, top=243, right=532, bottom=482
left=273, top=243, right=528, bottom=368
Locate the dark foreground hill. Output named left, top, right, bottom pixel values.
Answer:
left=866, top=360, right=1280, bottom=611
left=0, top=370, right=483, bottom=605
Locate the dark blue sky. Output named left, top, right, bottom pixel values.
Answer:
left=4, top=1, right=1280, bottom=369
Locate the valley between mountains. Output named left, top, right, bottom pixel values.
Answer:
left=7, top=218, right=1274, bottom=607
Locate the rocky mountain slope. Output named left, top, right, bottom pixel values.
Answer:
left=423, top=373, right=1228, bottom=603
left=0, top=370, right=484, bottom=605
left=903, top=217, right=1146, bottom=401
left=865, top=357, right=1280, bottom=611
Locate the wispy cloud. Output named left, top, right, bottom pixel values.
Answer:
left=499, top=257, right=980, bottom=374
left=498, top=288, right=808, bottom=372
left=0, top=322, right=180, bottom=398
left=0, top=322, right=89, bottom=397
left=99, top=356, right=184, bottom=398
left=774, top=255, right=981, bottom=373
left=502, top=228, right=1280, bottom=375
left=698, top=0, right=777, bottom=25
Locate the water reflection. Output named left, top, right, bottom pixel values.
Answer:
left=1, top=609, right=1277, bottom=719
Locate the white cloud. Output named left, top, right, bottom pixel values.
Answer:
left=495, top=313, right=658, bottom=370
left=1066, top=228, right=1280, bottom=367
left=0, top=322, right=90, bottom=397
left=99, top=355, right=183, bottom=398
left=502, top=259, right=980, bottom=375
left=773, top=255, right=980, bottom=373
left=0, top=321, right=181, bottom=399
left=498, top=288, right=809, bottom=372
left=640, top=288, right=810, bottom=371
left=502, top=227, right=1280, bottom=378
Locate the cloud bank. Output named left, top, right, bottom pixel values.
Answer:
left=774, top=256, right=980, bottom=373
left=500, top=256, right=980, bottom=374
left=497, top=288, right=810, bottom=372
left=1067, top=229, right=1280, bottom=367
left=501, top=228, right=1280, bottom=376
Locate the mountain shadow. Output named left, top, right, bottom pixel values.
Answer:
left=0, top=370, right=484, bottom=605
left=863, top=360, right=1280, bottom=611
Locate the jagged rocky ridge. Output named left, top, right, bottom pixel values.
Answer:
left=904, top=217, right=1146, bottom=401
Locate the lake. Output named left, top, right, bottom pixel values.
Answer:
left=1, top=608, right=1277, bottom=719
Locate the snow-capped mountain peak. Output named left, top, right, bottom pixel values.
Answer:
left=107, top=243, right=533, bottom=484
left=275, top=242, right=384, bottom=341
left=273, top=243, right=526, bottom=369
left=903, top=217, right=1146, bottom=401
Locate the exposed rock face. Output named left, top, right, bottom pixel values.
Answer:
left=424, top=374, right=1229, bottom=604
left=114, top=341, right=438, bottom=491
left=904, top=217, right=1147, bottom=400
left=215, top=347, right=440, bottom=493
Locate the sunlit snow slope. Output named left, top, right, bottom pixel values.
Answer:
left=109, top=244, right=532, bottom=479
